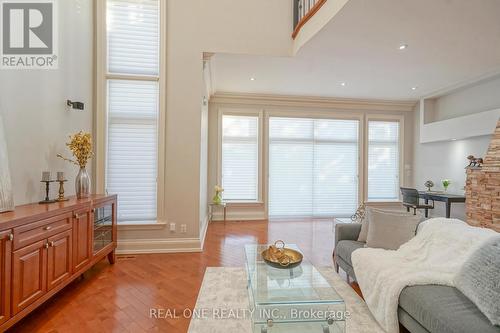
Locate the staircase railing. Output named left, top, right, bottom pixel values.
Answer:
left=292, top=0, right=327, bottom=39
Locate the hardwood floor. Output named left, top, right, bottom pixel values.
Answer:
left=7, top=219, right=346, bottom=333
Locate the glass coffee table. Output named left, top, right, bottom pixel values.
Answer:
left=245, top=244, right=346, bottom=333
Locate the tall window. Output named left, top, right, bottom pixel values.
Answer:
left=221, top=115, right=259, bottom=201
left=367, top=120, right=400, bottom=201
left=269, top=117, right=359, bottom=217
left=105, top=0, right=160, bottom=222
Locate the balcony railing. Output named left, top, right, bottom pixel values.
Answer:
left=292, top=0, right=327, bottom=39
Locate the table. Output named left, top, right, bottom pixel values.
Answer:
left=208, top=202, right=227, bottom=222
left=418, top=191, right=466, bottom=218
left=245, top=244, right=345, bottom=332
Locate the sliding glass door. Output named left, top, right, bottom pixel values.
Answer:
left=268, top=117, right=359, bottom=218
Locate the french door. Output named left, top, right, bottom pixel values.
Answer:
left=268, top=117, right=359, bottom=218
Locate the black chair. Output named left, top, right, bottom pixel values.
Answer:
left=400, top=187, right=434, bottom=217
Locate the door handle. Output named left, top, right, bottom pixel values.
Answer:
left=8, top=233, right=13, bottom=241
left=43, top=226, right=52, bottom=231
left=74, top=213, right=80, bottom=220
left=44, top=242, right=49, bottom=249
left=49, top=241, right=55, bottom=247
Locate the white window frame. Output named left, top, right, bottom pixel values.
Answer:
left=363, top=114, right=405, bottom=203
left=217, top=108, right=264, bottom=204
left=95, top=0, right=167, bottom=225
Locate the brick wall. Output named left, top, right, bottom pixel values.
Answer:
left=465, top=119, right=500, bottom=232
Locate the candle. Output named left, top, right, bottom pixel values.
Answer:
left=42, top=171, right=51, bottom=182
left=57, top=172, right=65, bottom=181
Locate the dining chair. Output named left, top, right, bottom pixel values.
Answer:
left=400, top=187, right=434, bottom=217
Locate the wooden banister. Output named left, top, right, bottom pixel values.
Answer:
left=292, top=0, right=327, bottom=39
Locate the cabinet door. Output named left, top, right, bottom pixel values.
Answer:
left=72, top=208, right=92, bottom=272
left=47, top=229, right=72, bottom=291
left=0, top=230, right=12, bottom=325
left=12, top=240, right=47, bottom=314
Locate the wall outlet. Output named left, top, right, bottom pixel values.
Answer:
left=180, top=224, right=187, bottom=233
left=169, top=223, right=176, bottom=232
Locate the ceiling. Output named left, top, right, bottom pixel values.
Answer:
left=213, top=0, right=500, bottom=101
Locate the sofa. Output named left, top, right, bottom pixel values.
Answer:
left=333, top=223, right=500, bottom=333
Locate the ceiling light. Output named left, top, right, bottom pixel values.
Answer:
left=451, top=138, right=457, bottom=141
left=399, top=44, right=408, bottom=50
left=250, top=77, right=255, bottom=81
left=340, top=82, right=346, bottom=86
left=411, top=86, right=418, bottom=91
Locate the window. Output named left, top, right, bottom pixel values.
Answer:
left=105, top=0, right=161, bottom=222
left=269, top=117, right=359, bottom=217
left=367, top=120, right=400, bottom=201
left=221, top=115, right=259, bottom=201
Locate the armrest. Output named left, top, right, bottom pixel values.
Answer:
left=335, top=223, right=362, bottom=248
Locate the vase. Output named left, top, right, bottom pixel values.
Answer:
left=212, top=192, right=222, bottom=204
left=75, top=167, right=91, bottom=199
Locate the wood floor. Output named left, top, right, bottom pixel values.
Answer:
left=8, top=219, right=347, bottom=333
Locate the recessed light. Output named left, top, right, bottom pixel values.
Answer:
left=340, top=82, right=346, bottom=87
left=411, top=86, right=418, bottom=91
left=250, top=77, right=255, bottom=81
left=399, top=44, right=408, bottom=50
left=451, top=138, right=457, bottom=141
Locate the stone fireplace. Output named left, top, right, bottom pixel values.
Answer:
left=465, top=119, right=500, bottom=232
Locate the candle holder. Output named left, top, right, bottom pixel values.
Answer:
left=39, top=180, right=56, bottom=204
left=56, top=180, right=69, bottom=202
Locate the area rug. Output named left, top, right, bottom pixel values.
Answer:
left=188, top=266, right=384, bottom=333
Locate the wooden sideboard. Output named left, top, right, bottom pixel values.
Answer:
left=0, top=194, right=117, bottom=332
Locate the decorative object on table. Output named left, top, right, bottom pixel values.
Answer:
left=466, top=155, right=484, bottom=168
left=212, top=185, right=224, bottom=204
left=0, top=115, right=14, bottom=213
left=55, top=171, right=69, bottom=202
left=57, top=131, right=94, bottom=199
left=424, top=180, right=434, bottom=192
left=442, top=179, right=451, bottom=192
left=39, top=171, right=56, bottom=204
left=261, top=240, right=303, bottom=268
left=350, top=204, right=366, bottom=222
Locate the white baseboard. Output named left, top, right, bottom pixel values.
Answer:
left=116, top=237, right=203, bottom=254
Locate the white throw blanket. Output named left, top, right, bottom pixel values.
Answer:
left=351, top=218, right=498, bottom=333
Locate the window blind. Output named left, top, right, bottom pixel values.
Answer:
left=269, top=117, right=359, bottom=218
left=107, top=0, right=160, bottom=76
left=221, top=115, right=259, bottom=201
left=367, top=121, right=400, bottom=201
left=106, top=0, right=160, bottom=223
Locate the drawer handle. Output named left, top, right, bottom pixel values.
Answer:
left=74, top=213, right=80, bottom=219
left=49, top=241, right=55, bottom=247
left=44, top=242, right=49, bottom=249
left=43, top=226, right=52, bottom=231
left=8, top=233, right=13, bottom=241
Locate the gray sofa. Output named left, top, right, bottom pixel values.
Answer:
left=333, top=223, right=500, bottom=333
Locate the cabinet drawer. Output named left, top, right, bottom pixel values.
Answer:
left=13, top=213, right=72, bottom=250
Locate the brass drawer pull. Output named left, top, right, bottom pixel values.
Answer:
left=43, top=226, right=52, bottom=231
left=74, top=213, right=80, bottom=220
left=8, top=233, right=13, bottom=241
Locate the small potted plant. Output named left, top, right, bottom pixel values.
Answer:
left=57, top=131, right=94, bottom=199
left=212, top=185, right=224, bottom=204
left=442, top=179, right=451, bottom=192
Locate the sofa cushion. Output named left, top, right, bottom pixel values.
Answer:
left=455, top=236, right=500, bottom=326
left=399, top=285, right=500, bottom=333
left=335, top=240, right=365, bottom=266
left=366, top=208, right=421, bottom=250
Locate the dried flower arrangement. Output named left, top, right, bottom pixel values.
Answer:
left=57, top=131, right=94, bottom=168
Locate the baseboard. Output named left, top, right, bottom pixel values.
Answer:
left=116, top=237, right=203, bottom=254
left=200, top=214, right=209, bottom=250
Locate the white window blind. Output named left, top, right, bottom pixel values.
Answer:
left=106, top=0, right=160, bottom=222
left=367, top=120, right=400, bottom=201
left=269, top=117, right=359, bottom=218
left=107, top=0, right=160, bottom=75
left=221, top=115, right=259, bottom=201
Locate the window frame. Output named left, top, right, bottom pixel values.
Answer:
left=95, top=0, right=167, bottom=225
left=217, top=108, right=264, bottom=204
left=363, top=114, right=405, bottom=203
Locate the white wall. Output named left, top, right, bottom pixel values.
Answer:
left=0, top=0, right=93, bottom=206
left=412, top=78, right=500, bottom=219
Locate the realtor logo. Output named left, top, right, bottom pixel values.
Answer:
left=1, top=0, right=58, bottom=69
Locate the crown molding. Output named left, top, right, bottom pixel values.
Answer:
left=210, top=92, right=417, bottom=112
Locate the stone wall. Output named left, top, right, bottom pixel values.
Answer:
left=465, top=119, right=500, bottom=232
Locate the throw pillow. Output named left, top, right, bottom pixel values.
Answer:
left=365, top=208, right=421, bottom=250
left=455, top=236, right=500, bottom=326
left=357, top=207, right=419, bottom=243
